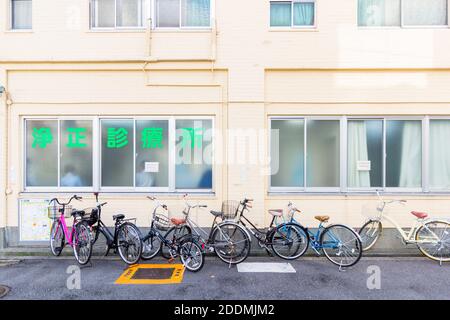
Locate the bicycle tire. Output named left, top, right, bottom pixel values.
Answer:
left=211, top=222, right=251, bottom=265
left=141, top=229, right=162, bottom=260
left=117, top=222, right=143, bottom=265
left=416, top=219, right=450, bottom=263
left=73, top=222, right=93, bottom=265
left=50, top=220, right=65, bottom=256
left=161, top=225, right=192, bottom=259
left=270, top=223, right=309, bottom=260
left=358, top=219, right=382, bottom=251
left=179, top=237, right=205, bottom=272
left=320, top=224, right=362, bottom=268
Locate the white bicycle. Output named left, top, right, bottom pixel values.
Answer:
left=359, top=191, right=450, bottom=264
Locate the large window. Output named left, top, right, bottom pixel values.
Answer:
left=358, top=0, right=448, bottom=27
left=270, top=1, right=316, bottom=27
left=269, top=117, right=449, bottom=193
left=11, top=0, right=32, bottom=30
left=25, top=117, right=213, bottom=192
left=155, top=0, right=211, bottom=28
left=270, top=118, right=340, bottom=191
left=91, top=0, right=150, bottom=28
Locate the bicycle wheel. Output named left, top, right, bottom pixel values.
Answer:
left=141, top=230, right=162, bottom=260
left=416, top=220, right=450, bottom=263
left=50, top=220, right=65, bottom=256
left=91, top=226, right=111, bottom=257
left=73, top=223, right=93, bottom=265
left=358, top=220, right=382, bottom=251
left=321, top=224, right=362, bottom=268
left=270, top=223, right=309, bottom=260
left=180, top=238, right=205, bottom=272
left=117, top=222, right=143, bottom=265
left=161, top=225, right=192, bottom=259
left=211, top=222, right=251, bottom=265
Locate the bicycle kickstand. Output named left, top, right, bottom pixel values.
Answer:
left=338, top=265, right=347, bottom=272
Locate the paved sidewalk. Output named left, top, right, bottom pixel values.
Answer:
left=0, top=256, right=448, bottom=300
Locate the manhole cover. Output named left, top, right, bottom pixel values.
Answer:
left=0, top=285, right=10, bottom=298
left=115, top=264, right=185, bottom=285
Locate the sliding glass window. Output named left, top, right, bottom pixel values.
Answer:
left=270, top=1, right=316, bottom=27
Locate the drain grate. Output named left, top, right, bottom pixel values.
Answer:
left=115, top=264, right=185, bottom=285
left=0, top=285, right=10, bottom=298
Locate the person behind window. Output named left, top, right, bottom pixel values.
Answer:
left=61, top=164, right=83, bottom=187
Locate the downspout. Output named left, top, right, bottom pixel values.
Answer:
left=0, top=78, right=11, bottom=247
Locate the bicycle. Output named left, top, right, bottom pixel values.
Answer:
left=49, top=195, right=92, bottom=265
left=87, top=192, right=143, bottom=265
left=273, top=202, right=363, bottom=269
left=140, top=196, right=205, bottom=272
left=359, top=190, right=450, bottom=264
left=233, top=198, right=309, bottom=261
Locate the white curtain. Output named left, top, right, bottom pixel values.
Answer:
left=358, top=0, right=401, bottom=26
left=403, top=0, right=447, bottom=26
left=348, top=121, right=371, bottom=188
left=93, top=0, right=115, bottom=28
left=399, top=121, right=422, bottom=188
left=12, top=0, right=32, bottom=29
left=117, top=0, right=142, bottom=27
left=429, top=120, right=450, bottom=189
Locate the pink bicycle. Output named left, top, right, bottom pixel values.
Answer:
left=49, top=195, right=93, bottom=265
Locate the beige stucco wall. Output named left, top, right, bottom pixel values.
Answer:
left=1, top=0, right=450, bottom=238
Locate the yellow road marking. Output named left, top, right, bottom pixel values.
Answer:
left=115, top=263, right=185, bottom=285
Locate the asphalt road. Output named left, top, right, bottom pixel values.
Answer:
left=0, top=256, right=449, bottom=300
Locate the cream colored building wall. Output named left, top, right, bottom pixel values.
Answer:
left=1, top=0, right=450, bottom=234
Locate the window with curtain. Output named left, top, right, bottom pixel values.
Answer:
left=11, top=0, right=32, bottom=30
left=347, top=120, right=383, bottom=188
left=156, top=0, right=211, bottom=28
left=386, top=120, right=422, bottom=188
left=91, top=0, right=149, bottom=28
left=429, top=120, right=450, bottom=189
left=358, top=0, right=448, bottom=27
left=270, top=119, right=339, bottom=189
left=270, top=1, right=315, bottom=27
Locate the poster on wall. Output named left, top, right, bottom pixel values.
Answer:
left=19, top=199, right=51, bottom=242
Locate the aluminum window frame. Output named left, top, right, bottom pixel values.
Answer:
left=152, top=0, right=213, bottom=30
left=269, top=0, right=317, bottom=29
left=9, top=0, right=33, bottom=31
left=23, top=116, right=214, bottom=194
left=90, top=0, right=150, bottom=30
left=357, top=0, right=450, bottom=29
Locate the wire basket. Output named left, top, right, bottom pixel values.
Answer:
left=221, top=200, right=240, bottom=220
left=153, top=213, right=171, bottom=231
left=361, top=201, right=384, bottom=219
left=48, top=205, right=73, bottom=219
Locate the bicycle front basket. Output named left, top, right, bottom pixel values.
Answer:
left=48, top=205, right=72, bottom=219
left=154, top=213, right=171, bottom=231
left=221, top=200, right=240, bottom=220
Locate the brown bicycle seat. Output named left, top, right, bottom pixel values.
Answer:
left=171, top=218, right=186, bottom=226
left=314, top=215, right=330, bottom=223
left=268, top=209, right=283, bottom=217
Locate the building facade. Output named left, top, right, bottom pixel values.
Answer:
left=1, top=0, right=450, bottom=249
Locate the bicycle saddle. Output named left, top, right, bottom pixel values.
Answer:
left=269, top=209, right=283, bottom=217
left=170, top=218, right=186, bottom=225
left=113, top=214, right=125, bottom=221
left=210, top=210, right=223, bottom=217
left=71, top=210, right=85, bottom=217
left=314, top=215, right=330, bottom=223
left=411, top=211, right=428, bottom=219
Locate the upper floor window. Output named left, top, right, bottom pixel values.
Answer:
left=155, top=0, right=211, bottom=28
left=91, top=0, right=150, bottom=28
left=270, top=1, right=315, bottom=28
left=10, top=0, right=32, bottom=30
left=358, top=0, right=448, bottom=27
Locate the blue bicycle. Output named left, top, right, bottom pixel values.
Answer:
left=272, top=202, right=363, bottom=268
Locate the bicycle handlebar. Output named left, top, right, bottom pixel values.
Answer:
left=50, top=195, right=82, bottom=206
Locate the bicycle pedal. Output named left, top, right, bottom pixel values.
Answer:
left=168, top=257, right=175, bottom=263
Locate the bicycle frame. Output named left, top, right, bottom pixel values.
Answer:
left=56, top=214, right=76, bottom=247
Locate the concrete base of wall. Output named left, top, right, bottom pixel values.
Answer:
left=0, top=226, right=424, bottom=257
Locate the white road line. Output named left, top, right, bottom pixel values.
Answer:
left=237, top=262, right=296, bottom=273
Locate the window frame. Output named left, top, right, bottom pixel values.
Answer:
left=268, top=116, right=445, bottom=194
left=269, top=0, right=317, bottom=29
left=9, top=0, right=33, bottom=31
left=357, top=0, right=450, bottom=29
left=90, top=0, right=150, bottom=30
left=269, top=116, right=342, bottom=193
left=152, top=0, right=214, bottom=30
left=23, top=116, right=214, bottom=194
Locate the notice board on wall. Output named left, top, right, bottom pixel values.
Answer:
left=19, top=199, right=51, bottom=242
